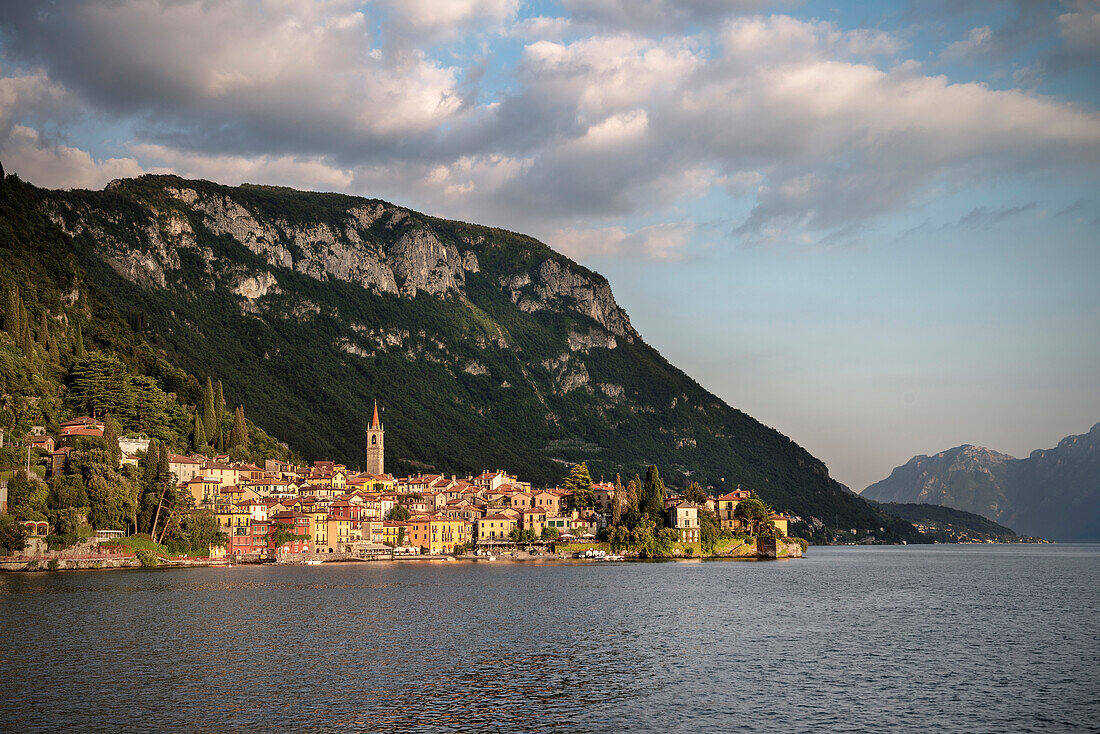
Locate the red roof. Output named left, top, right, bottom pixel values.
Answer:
left=371, top=401, right=381, bottom=430
left=62, top=427, right=104, bottom=437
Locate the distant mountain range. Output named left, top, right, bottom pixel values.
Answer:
left=872, top=502, right=1037, bottom=544
left=862, top=424, right=1100, bottom=541
left=17, top=172, right=922, bottom=544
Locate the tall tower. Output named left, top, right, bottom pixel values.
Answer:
left=366, top=401, right=384, bottom=476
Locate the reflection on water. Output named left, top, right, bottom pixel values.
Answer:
left=1, top=546, right=1097, bottom=733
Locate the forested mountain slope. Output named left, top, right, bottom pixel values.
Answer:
left=29, top=173, right=921, bottom=543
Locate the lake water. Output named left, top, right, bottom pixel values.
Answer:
left=0, top=545, right=1097, bottom=733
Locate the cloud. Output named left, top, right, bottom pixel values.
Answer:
left=941, top=26, right=994, bottom=61
left=550, top=220, right=696, bottom=261
left=952, top=202, right=1038, bottom=230
left=0, top=0, right=466, bottom=157
left=132, top=145, right=355, bottom=191
left=0, top=125, right=144, bottom=189
left=560, top=0, right=779, bottom=33
left=377, top=0, right=519, bottom=44
left=0, top=5, right=1097, bottom=258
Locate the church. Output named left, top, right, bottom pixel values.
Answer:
left=366, top=402, right=384, bottom=476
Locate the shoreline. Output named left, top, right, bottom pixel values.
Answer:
left=0, top=538, right=805, bottom=572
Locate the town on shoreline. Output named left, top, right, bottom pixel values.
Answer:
left=1, top=405, right=804, bottom=570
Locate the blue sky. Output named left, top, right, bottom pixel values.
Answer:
left=1, top=0, right=1097, bottom=490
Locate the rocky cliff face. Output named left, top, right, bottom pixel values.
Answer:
left=862, top=424, right=1100, bottom=541
left=33, top=173, right=923, bottom=544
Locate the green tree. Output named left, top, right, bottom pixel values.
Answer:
left=7, top=472, right=48, bottom=520
left=541, top=526, right=560, bottom=541
left=698, top=508, right=723, bottom=554
left=229, top=406, right=248, bottom=448
left=608, top=525, right=631, bottom=552
left=641, top=464, right=666, bottom=523
left=48, top=474, right=90, bottom=510
left=0, top=514, right=28, bottom=554
left=733, top=492, right=773, bottom=536
left=389, top=504, right=411, bottom=522
left=102, top=417, right=122, bottom=466
left=215, top=380, right=226, bottom=422
left=201, top=377, right=216, bottom=440
left=684, top=482, right=708, bottom=505
left=509, top=526, right=537, bottom=544
left=563, top=462, right=594, bottom=511
left=192, top=411, right=207, bottom=451
left=52, top=506, right=83, bottom=536
left=623, top=475, right=642, bottom=528
left=37, top=311, right=49, bottom=349
left=67, top=353, right=134, bottom=419
left=270, top=522, right=297, bottom=552
left=182, top=510, right=227, bottom=554
left=3, top=287, right=20, bottom=335
left=396, top=526, right=406, bottom=546
left=72, top=323, right=85, bottom=359
left=611, top=473, right=625, bottom=526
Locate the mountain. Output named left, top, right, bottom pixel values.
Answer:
left=872, top=502, right=1037, bottom=543
left=862, top=425, right=1100, bottom=541
left=0, top=166, right=292, bottom=465
left=23, top=172, right=923, bottom=543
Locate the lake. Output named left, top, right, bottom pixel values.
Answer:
left=0, top=545, right=1097, bottom=733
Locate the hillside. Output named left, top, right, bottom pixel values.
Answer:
left=28, top=173, right=923, bottom=543
left=873, top=502, right=1038, bottom=543
left=0, top=168, right=292, bottom=469
left=862, top=425, right=1100, bottom=541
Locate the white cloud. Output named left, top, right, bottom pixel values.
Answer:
left=0, top=125, right=144, bottom=189
left=131, top=145, right=355, bottom=191
left=941, top=26, right=994, bottom=61
left=0, top=7, right=1097, bottom=259
left=379, top=0, right=519, bottom=39
left=550, top=220, right=696, bottom=261
left=1058, top=3, right=1100, bottom=60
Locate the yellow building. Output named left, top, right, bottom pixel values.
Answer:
left=475, top=514, right=517, bottom=541
left=771, top=513, right=790, bottom=536
left=382, top=520, right=409, bottom=546
left=408, top=516, right=470, bottom=554
left=716, top=489, right=751, bottom=532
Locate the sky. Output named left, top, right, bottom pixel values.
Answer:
left=0, top=0, right=1097, bottom=491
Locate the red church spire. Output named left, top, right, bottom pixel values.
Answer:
left=371, top=401, right=381, bottom=429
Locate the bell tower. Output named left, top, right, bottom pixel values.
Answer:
left=366, top=401, right=384, bottom=476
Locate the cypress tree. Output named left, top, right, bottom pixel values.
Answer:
left=103, top=418, right=122, bottom=465
left=611, top=473, right=625, bottom=526
left=21, top=314, right=33, bottom=356
left=142, top=440, right=159, bottom=487
left=193, top=411, right=207, bottom=451
left=37, top=312, right=49, bottom=348
left=230, top=406, right=248, bottom=448
left=48, top=335, right=59, bottom=362
left=202, top=377, right=216, bottom=438
left=73, top=324, right=85, bottom=359
left=3, top=288, right=18, bottom=335
left=215, top=380, right=226, bottom=421
left=642, top=465, right=666, bottom=523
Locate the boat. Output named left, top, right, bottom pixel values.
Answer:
left=304, top=559, right=323, bottom=566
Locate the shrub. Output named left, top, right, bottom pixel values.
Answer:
left=789, top=537, right=809, bottom=553
left=44, top=533, right=81, bottom=551
left=0, top=515, right=28, bottom=555
left=47, top=559, right=60, bottom=571
left=136, top=550, right=160, bottom=568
